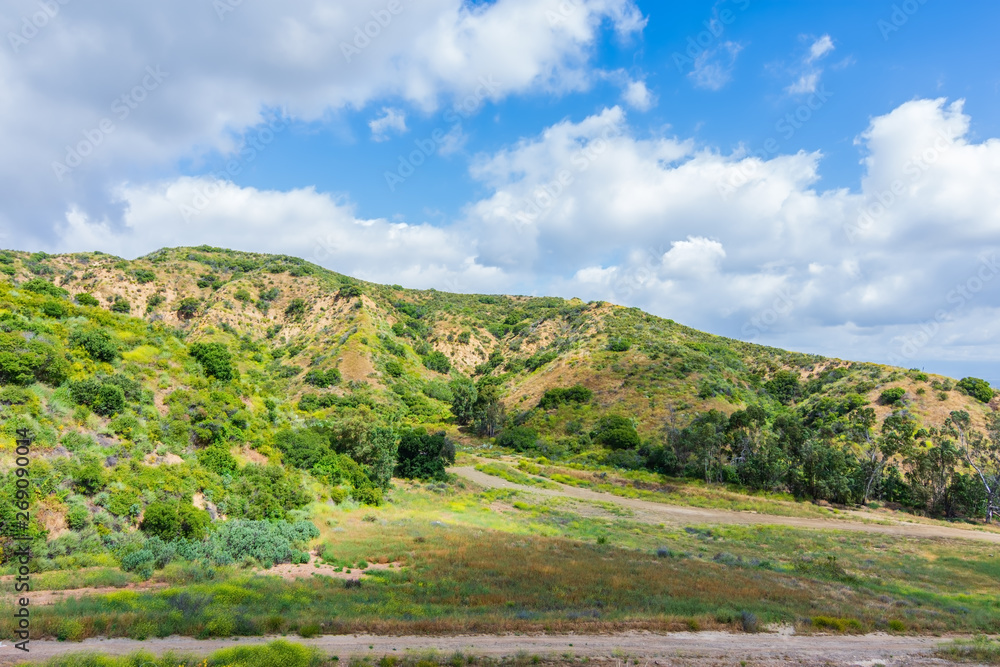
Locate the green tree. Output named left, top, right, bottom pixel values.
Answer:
left=764, top=370, right=800, bottom=404
left=950, top=411, right=1000, bottom=522
left=140, top=500, right=211, bottom=541
left=177, top=297, right=201, bottom=320
left=449, top=377, right=478, bottom=425
left=957, top=377, right=995, bottom=404
left=69, top=329, right=119, bottom=362
left=395, top=429, right=455, bottom=480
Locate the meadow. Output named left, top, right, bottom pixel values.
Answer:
left=5, top=477, right=1000, bottom=643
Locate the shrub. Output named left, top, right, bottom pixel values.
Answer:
left=76, top=293, right=100, bottom=307
left=495, top=425, right=538, bottom=452
left=110, top=296, right=131, bottom=313
left=0, top=331, right=70, bottom=386
left=739, top=610, right=760, bottom=633
left=140, top=500, right=211, bottom=541
left=73, top=461, right=105, bottom=495
left=764, top=370, right=801, bottom=403
left=41, top=299, right=68, bottom=318
left=811, top=616, right=863, bottom=633
left=20, top=277, right=68, bottom=298
left=285, top=298, right=308, bottom=319
left=339, top=284, right=362, bottom=299
left=69, top=377, right=126, bottom=415
left=350, top=485, right=383, bottom=506
left=538, top=384, right=593, bottom=410
left=422, top=350, right=452, bottom=374
left=189, top=341, right=236, bottom=381
left=199, top=445, right=239, bottom=475
left=592, top=415, right=640, bottom=450
left=304, top=368, right=341, bottom=388
left=957, top=376, right=994, bottom=403
left=69, top=328, right=119, bottom=362
left=177, top=296, right=201, bottom=320
left=879, top=387, right=906, bottom=404
left=66, top=504, right=89, bottom=530
left=146, top=293, right=165, bottom=312
left=133, top=268, right=156, bottom=284
left=234, top=288, right=252, bottom=302
left=607, top=337, right=632, bottom=352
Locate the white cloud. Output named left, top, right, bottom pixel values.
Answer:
left=688, top=42, right=743, bottom=91
left=785, top=34, right=835, bottom=95
left=621, top=78, right=655, bottom=111
left=368, top=107, right=408, bottom=141
left=0, top=0, right=645, bottom=244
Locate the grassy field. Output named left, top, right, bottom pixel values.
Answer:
left=5, top=478, right=1000, bottom=643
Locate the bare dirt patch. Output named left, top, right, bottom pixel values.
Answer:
left=257, top=554, right=404, bottom=581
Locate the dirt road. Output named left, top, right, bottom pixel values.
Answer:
left=0, top=631, right=970, bottom=665
left=452, top=466, right=1000, bottom=544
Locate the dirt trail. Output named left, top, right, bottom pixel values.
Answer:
left=452, top=466, right=1000, bottom=544
left=0, top=631, right=970, bottom=665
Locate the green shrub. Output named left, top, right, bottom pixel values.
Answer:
left=422, top=350, right=452, bottom=374
left=41, top=299, right=69, bottom=318
left=70, top=328, right=119, bottom=362
left=199, top=446, right=239, bottom=475
left=110, top=296, right=131, bottom=313
left=234, top=288, right=252, bottom=302
left=304, top=368, right=341, bottom=388
left=879, top=387, right=906, bottom=404
left=140, top=500, right=211, bottom=541
left=495, top=426, right=538, bottom=452
left=538, top=384, right=593, bottom=410
left=132, top=268, right=156, bottom=284
left=350, top=485, right=383, bottom=506
left=66, top=504, right=89, bottom=530
left=177, top=296, right=201, bottom=319
left=20, top=277, right=68, bottom=298
left=957, top=376, right=994, bottom=403
left=76, top=293, right=100, bottom=307
left=811, top=616, right=863, bottom=633
left=607, top=337, right=632, bottom=352
left=0, top=331, right=70, bottom=386
left=285, top=298, right=308, bottom=319
left=395, top=429, right=455, bottom=481
left=592, top=415, right=640, bottom=450
left=189, top=341, right=236, bottom=381
left=384, top=360, right=404, bottom=377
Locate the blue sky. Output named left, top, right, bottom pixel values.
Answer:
left=2, top=0, right=1000, bottom=383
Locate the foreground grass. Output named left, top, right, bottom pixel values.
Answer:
left=17, top=640, right=323, bottom=667
left=5, top=481, right=1000, bottom=641
left=936, top=636, right=1000, bottom=664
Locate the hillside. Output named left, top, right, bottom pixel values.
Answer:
left=0, top=245, right=997, bottom=561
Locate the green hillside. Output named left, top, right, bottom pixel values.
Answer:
left=0, top=245, right=998, bottom=580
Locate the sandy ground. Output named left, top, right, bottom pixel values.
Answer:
left=0, top=631, right=981, bottom=665
left=451, top=466, right=1000, bottom=545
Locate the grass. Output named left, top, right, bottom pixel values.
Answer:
left=19, top=640, right=323, bottom=666
left=474, top=462, right=560, bottom=490
left=936, top=636, right=1000, bottom=664
left=7, top=481, right=1000, bottom=641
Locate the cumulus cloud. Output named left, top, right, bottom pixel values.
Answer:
left=0, top=0, right=645, bottom=245
left=621, top=78, right=655, bottom=111
left=369, top=107, right=408, bottom=141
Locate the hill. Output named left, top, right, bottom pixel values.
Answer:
left=0, top=245, right=998, bottom=569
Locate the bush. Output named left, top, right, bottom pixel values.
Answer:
left=177, top=296, right=201, bottom=320
left=764, top=370, right=800, bottom=403
left=285, top=298, right=308, bottom=319
left=304, top=368, right=341, bottom=388
left=538, top=384, right=593, bottom=410
left=384, top=360, right=404, bottom=377
left=133, top=269, right=156, bottom=284
left=879, top=387, right=906, bottom=404
left=957, top=376, right=994, bottom=403
left=140, top=500, right=211, bottom=541
left=495, top=425, right=538, bottom=452
left=41, top=299, right=68, bottom=318
left=73, top=461, right=105, bottom=495
left=69, top=328, right=120, bottom=363
left=69, top=377, right=126, bottom=415
left=76, top=293, right=100, bottom=307
left=66, top=504, right=89, bottom=530
left=0, top=331, right=70, bottom=386
left=20, top=277, right=68, bottom=298
left=350, top=485, right=384, bottom=506
left=199, top=446, right=239, bottom=475
left=422, top=350, right=452, bottom=374
left=110, top=296, right=131, bottom=313
left=592, top=415, right=640, bottom=450
left=607, top=337, right=632, bottom=352
left=189, top=341, right=236, bottom=381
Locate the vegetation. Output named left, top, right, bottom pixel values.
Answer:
left=0, top=246, right=998, bottom=644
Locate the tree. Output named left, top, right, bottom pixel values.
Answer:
left=422, top=350, right=451, bottom=374
left=764, top=370, right=800, bottom=404
left=329, top=409, right=399, bottom=490
left=949, top=411, right=1000, bottom=522
left=285, top=298, right=308, bottom=320
left=395, top=429, right=455, bottom=480
left=69, top=329, right=119, bottom=362
left=472, top=383, right=506, bottom=438
left=449, top=377, right=477, bottom=425
left=854, top=408, right=916, bottom=504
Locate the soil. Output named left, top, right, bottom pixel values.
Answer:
left=0, top=631, right=978, bottom=665
left=452, top=466, right=1000, bottom=544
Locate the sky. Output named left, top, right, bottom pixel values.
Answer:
left=2, top=0, right=1000, bottom=384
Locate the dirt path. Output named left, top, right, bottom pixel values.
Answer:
left=452, top=466, right=1000, bottom=544
left=0, top=631, right=971, bottom=665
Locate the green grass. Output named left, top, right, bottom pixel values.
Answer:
left=8, top=482, right=1000, bottom=641
left=474, top=462, right=560, bottom=490
left=936, top=636, right=1000, bottom=664
left=19, top=640, right=322, bottom=667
